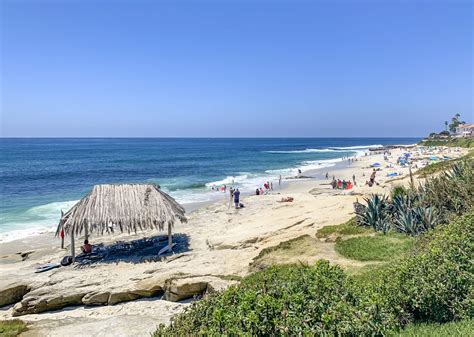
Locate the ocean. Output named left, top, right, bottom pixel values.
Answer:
left=0, top=138, right=418, bottom=242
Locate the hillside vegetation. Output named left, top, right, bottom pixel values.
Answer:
left=154, top=158, right=473, bottom=336
left=155, top=210, right=473, bottom=336
left=420, top=137, right=474, bottom=148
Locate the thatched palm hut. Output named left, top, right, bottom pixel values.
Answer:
left=57, top=184, right=187, bottom=258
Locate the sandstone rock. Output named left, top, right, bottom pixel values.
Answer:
left=134, top=277, right=165, bottom=297
left=163, top=276, right=237, bottom=302
left=13, top=292, right=87, bottom=316
left=107, top=291, right=142, bottom=305
left=82, top=291, right=110, bottom=305
left=0, top=281, right=30, bottom=307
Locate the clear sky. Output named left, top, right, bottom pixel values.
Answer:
left=1, top=0, right=472, bottom=137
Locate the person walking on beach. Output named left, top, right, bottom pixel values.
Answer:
left=279, top=175, right=282, bottom=187
left=229, top=187, right=234, bottom=208
left=270, top=181, right=273, bottom=190
left=233, top=188, right=241, bottom=209
left=325, top=172, right=329, bottom=180
left=352, top=174, right=356, bottom=186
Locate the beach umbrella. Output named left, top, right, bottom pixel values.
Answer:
left=56, top=184, right=187, bottom=259
left=371, top=163, right=381, bottom=167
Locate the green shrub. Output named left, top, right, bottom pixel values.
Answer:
left=155, top=212, right=474, bottom=336
left=417, top=161, right=473, bottom=224
left=373, top=211, right=474, bottom=323
left=0, top=320, right=27, bottom=337
left=357, top=159, right=473, bottom=236
left=154, top=261, right=399, bottom=336
left=391, top=185, right=408, bottom=199
left=420, top=138, right=474, bottom=148
left=335, top=233, right=414, bottom=261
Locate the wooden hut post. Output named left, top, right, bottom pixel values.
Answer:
left=168, top=222, right=172, bottom=247
left=60, top=210, right=65, bottom=249
left=71, top=229, right=75, bottom=260
left=84, top=220, right=89, bottom=242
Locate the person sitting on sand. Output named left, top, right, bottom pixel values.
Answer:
left=256, top=188, right=260, bottom=195
left=81, top=239, right=92, bottom=254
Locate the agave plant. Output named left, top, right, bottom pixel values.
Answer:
left=357, top=194, right=391, bottom=233
left=413, top=206, right=440, bottom=231
left=395, top=210, right=420, bottom=235
left=392, top=193, right=420, bottom=215
left=444, top=162, right=466, bottom=180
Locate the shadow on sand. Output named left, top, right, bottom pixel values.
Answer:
left=74, top=233, right=190, bottom=267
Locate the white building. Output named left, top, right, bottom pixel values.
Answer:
left=454, top=123, right=474, bottom=138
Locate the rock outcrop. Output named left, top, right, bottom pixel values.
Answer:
left=12, top=277, right=166, bottom=316
left=163, top=276, right=237, bottom=302
left=0, top=281, right=30, bottom=307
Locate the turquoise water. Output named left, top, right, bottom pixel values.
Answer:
left=0, top=138, right=418, bottom=241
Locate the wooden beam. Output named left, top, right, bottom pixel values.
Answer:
left=168, top=222, right=172, bottom=247
left=84, top=221, right=89, bottom=241
left=71, top=229, right=75, bottom=261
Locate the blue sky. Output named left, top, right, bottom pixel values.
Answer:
left=1, top=0, right=472, bottom=137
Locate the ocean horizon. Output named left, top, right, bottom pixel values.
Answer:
left=0, top=137, right=419, bottom=242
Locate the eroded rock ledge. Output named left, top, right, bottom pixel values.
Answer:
left=5, top=274, right=236, bottom=316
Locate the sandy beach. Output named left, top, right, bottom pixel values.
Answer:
left=0, top=145, right=466, bottom=336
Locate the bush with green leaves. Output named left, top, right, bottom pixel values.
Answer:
left=357, top=159, right=472, bottom=236
left=155, top=211, right=473, bottom=336
left=154, top=261, right=400, bottom=336
left=372, top=211, right=474, bottom=324
left=417, top=161, right=473, bottom=224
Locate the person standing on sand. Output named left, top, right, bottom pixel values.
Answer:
left=353, top=174, right=356, bottom=186
left=229, top=187, right=234, bottom=208
left=279, top=175, right=282, bottom=187
left=270, top=181, right=273, bottom=190
left=325, top=172, right=329, bottom=179
left=233, top=188, right=241, bottom=209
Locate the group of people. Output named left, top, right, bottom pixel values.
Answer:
left=229, top=187, right=242, bottom=209
left=331, top=178, right=354, bottom=190
left=256, top=181, right=273, bottom=195
left=211, top=184, right=227, bottom=192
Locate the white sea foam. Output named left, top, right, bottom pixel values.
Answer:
left=329, top=144, right=383, bottom=150
left=264, top=144, right=383, bottom=154
left=0, top=200, right=78, bottom=243
left=264, top=148, right=337, bottom=154
left=205, top=174, right=252, bottom=187
left=0, top=226, right=57, bottom=243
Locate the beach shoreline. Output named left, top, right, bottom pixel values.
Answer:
left=0, top=151, right=357, bottom=254
left=0, top=144, right=467, bottom=337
